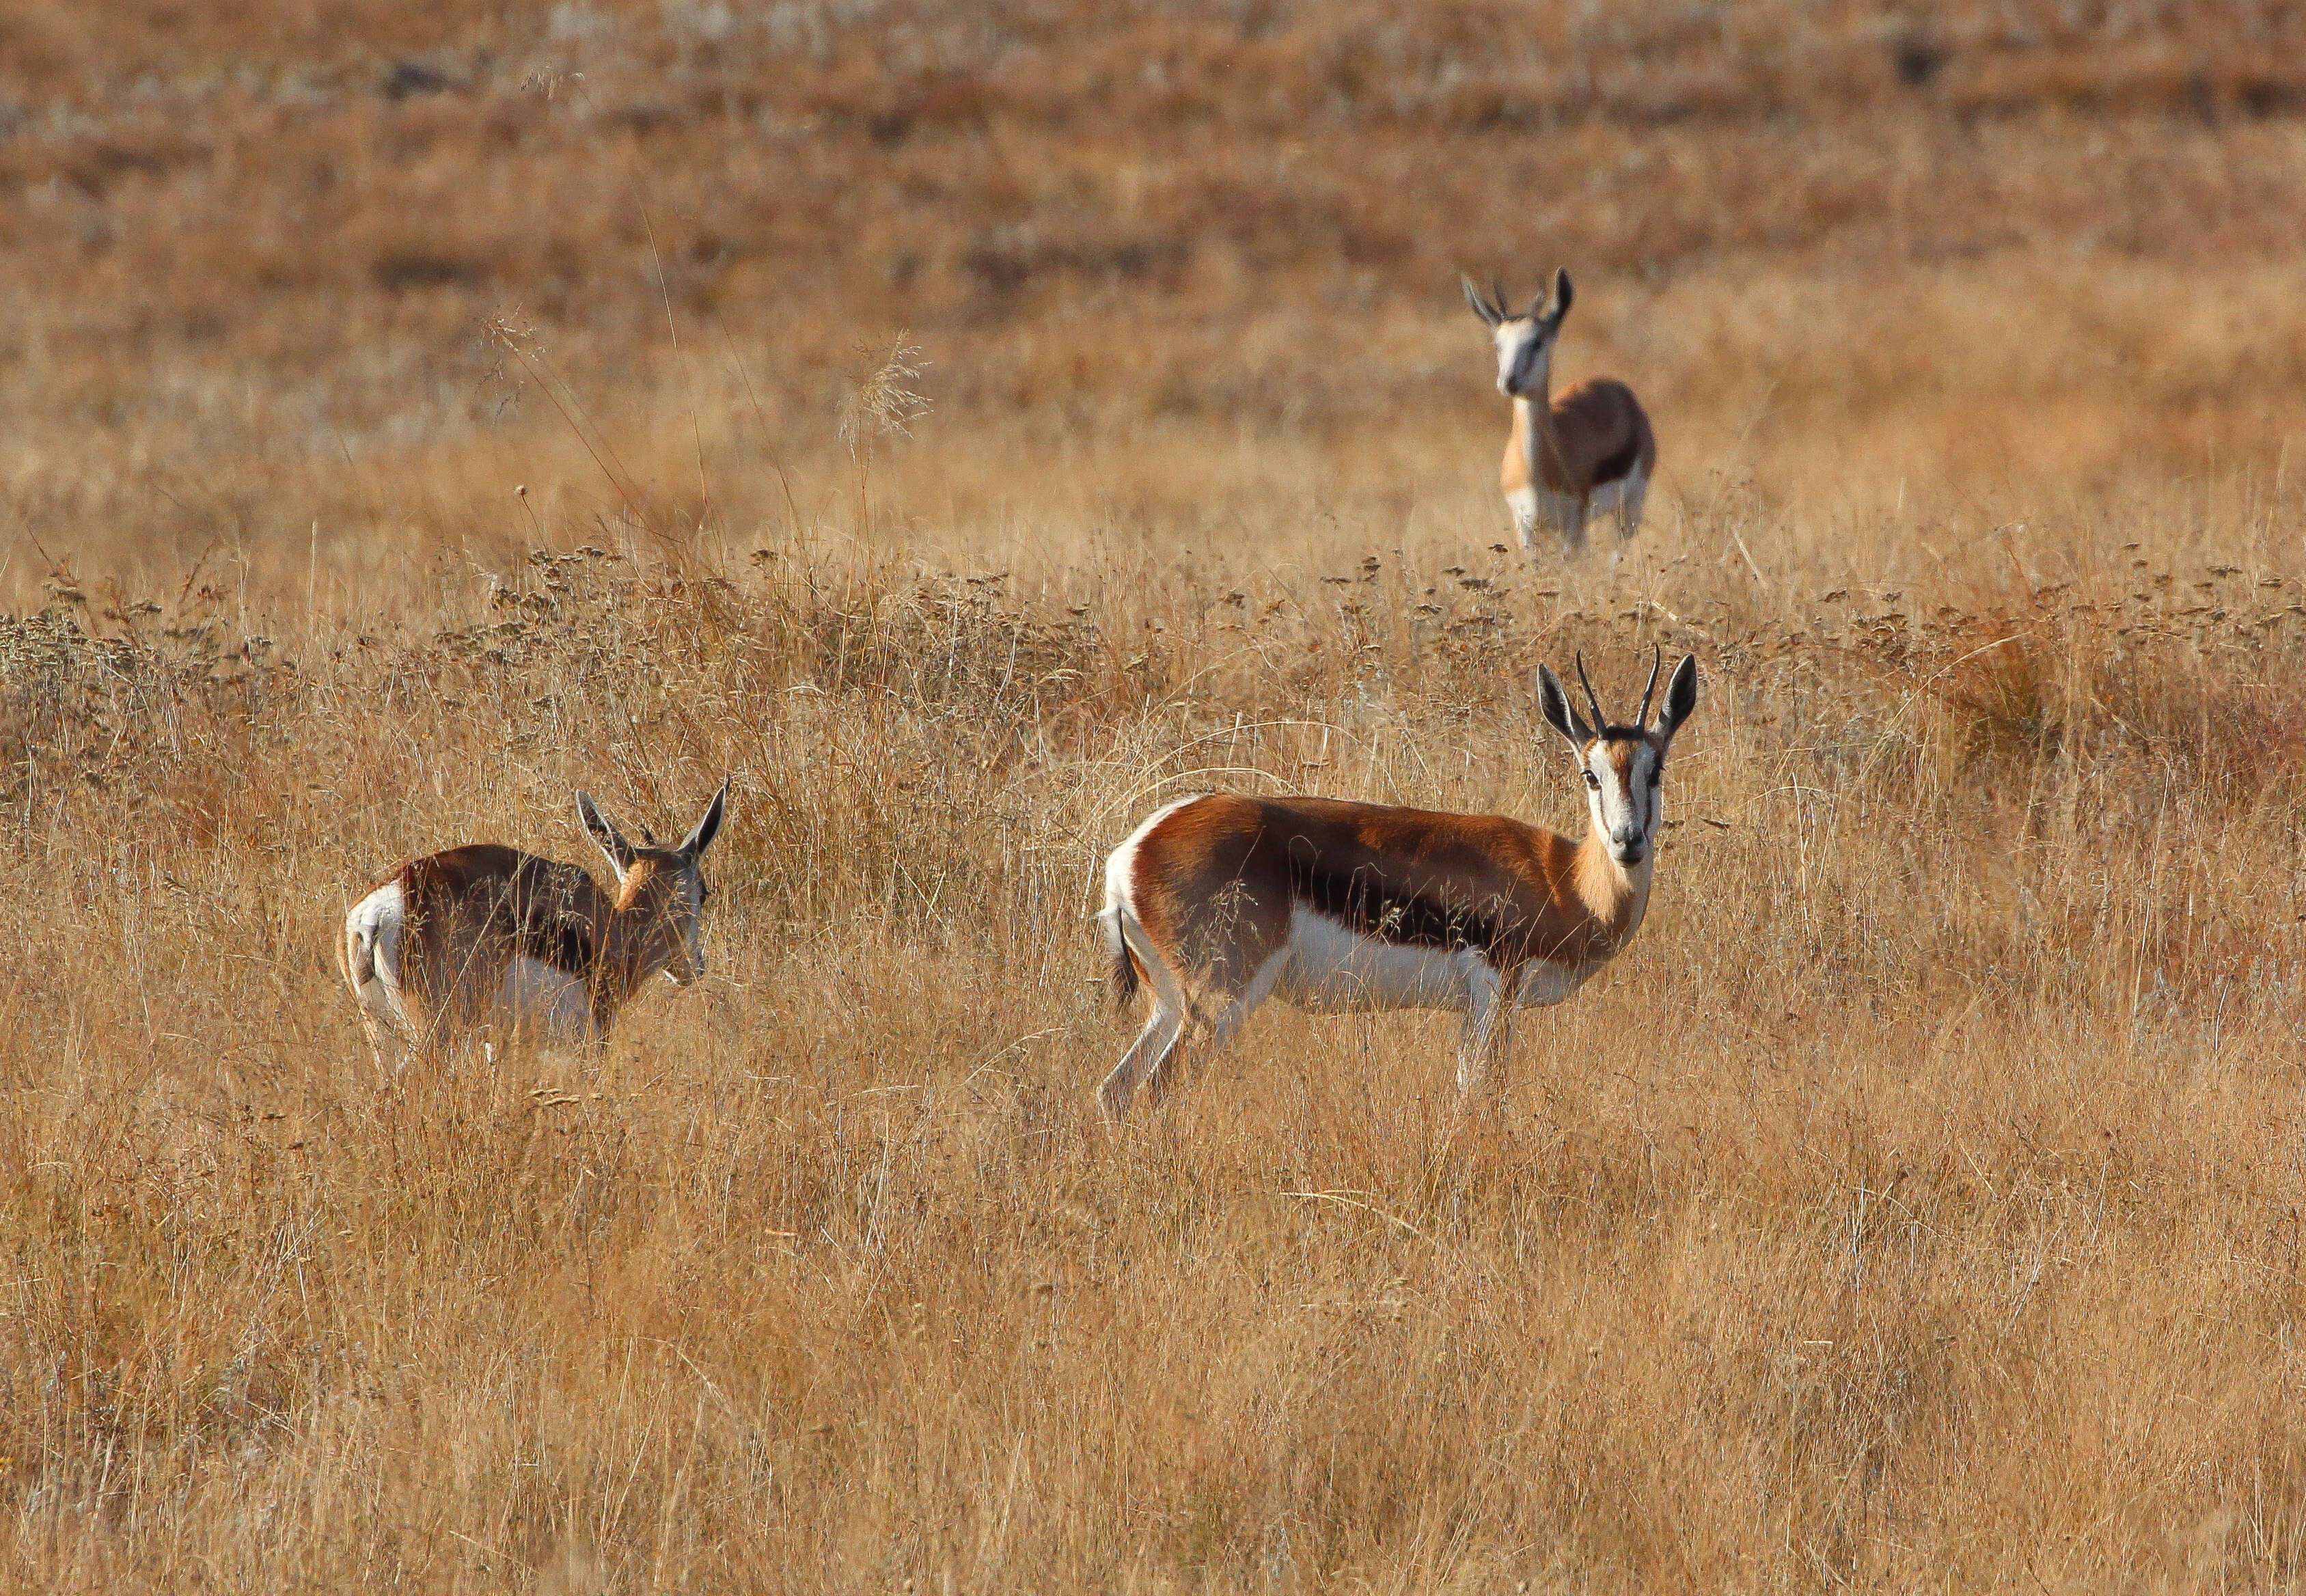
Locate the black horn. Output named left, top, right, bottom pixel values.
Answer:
left=1636, top=644, right=1662, bottom=729
left=1574, top=652, right=1609, bottom=733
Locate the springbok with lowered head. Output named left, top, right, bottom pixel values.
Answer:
left=1465, top=269, right=1656, bottom=558
left=342, top=782, right=728, bottom=1058
left=1097, top=650, right=1697, bottom=1117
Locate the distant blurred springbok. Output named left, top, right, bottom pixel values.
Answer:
left=1464, top=269, right=1656, bottom=558
left=342, top=782, right=728, bottom=1059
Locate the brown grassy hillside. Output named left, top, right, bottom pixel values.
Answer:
left=5, top=2, right=2306, bottom=1590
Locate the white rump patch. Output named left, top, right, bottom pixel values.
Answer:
left=1101, top=794, right=1208, bottom=935
left=344, top=881, right=411, bottom=1033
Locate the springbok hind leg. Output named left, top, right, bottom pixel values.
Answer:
left=1559, top=497, right=1591, bottom=559
left=1099, top=1006, right=1184, bottom=1121
left=1144, top=952, right=1288, bottom=1108
left=1613, top=469, right=1649, bottom=547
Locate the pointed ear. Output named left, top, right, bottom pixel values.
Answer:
left=575, top=790, right=637, bottom=881
left=1461, top=275, right=1500, bottom=327
left=1551, top=266, right=1574, bottom=322
left=1537, top=663, right=1592, bottom=750
left=678, top=779, right=729, bottom=859
left=1653, top=653, right=1700, bottom=741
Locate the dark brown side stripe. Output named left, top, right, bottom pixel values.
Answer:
left=1591, top=428, right=1645, bottom=487
left=404, top=847, right=604, bottom=981
left=1284, top=836, right=1512, bottom=956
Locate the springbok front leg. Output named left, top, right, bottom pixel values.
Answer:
left=1509, top=488, right=1541, bottom=555
left=1455, top=959, right=1515, bottom=1101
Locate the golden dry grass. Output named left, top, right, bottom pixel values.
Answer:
left=7, top=2, right=2306, bottom=1591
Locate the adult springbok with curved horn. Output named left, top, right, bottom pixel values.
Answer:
left=342, top=782, right=729, bottom=1059
left=1464, top=268, right=1656, bottom=559
left=1096, top=650, right=1698, bottom=1117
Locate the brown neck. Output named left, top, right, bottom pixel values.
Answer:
left=1568, top=825, right=1653, bottom=950
left=590, top=903, right=661, bottom=1018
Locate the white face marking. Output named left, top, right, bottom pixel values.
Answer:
left=1582, top=739, right=1663, bottom=868
left=1274, top=908, right=1483, bottom=1014
left=1492, top=318, right=1554, bottom=398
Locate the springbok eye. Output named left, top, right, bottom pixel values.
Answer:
left=1582, top=770, right=1602, bottom=790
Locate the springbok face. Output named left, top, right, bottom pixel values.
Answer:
left=1539, top=648, right=1699, bottom=870
left=1464, top=267, right=1574, bottom=399
left=577, top=782, right=729, bottom=985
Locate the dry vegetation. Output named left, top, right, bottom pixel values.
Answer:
left=7, top=1, right=2306, bottom=1589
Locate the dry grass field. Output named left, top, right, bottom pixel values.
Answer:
left=8, top=1, right=2306, bottom=1589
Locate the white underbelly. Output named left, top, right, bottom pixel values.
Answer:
left=500, top=955, right=596, bottom=1041
left=1273, top=909, right=1481, bottom=1013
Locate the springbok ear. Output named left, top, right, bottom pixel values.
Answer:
left=575, top=790, right=637, bottom=880
left=1537, top=663, right=1592, bottom=750
left=678, top=779, right=729, bottom=859
left=1550, top=266, right=1574, bottom=323
left=1654, top=653, right=1700, bottom=741
left=1461, top=276, right=1501, bottom=327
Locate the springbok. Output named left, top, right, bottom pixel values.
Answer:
left=342, top=782, right=728, bottom=1058
left=1464, top=269, right=1656, bottom=558
left=1096, top=650, right=1697, bottom=1117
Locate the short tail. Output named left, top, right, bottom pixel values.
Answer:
left=343, top=919, right=376, bottom=993
left=1103, top=910, right=1142, bottom=1009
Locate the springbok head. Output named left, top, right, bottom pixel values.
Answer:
left=576, top=781, right=730, bottom=985
left=1464, top=267, right=1574, bottom=400
left=1537, top=648, right=1699, bottom=869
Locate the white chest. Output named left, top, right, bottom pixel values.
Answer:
left=1272, top=909, right=1486, bottom=1014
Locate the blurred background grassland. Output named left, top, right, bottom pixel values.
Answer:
left=6, top=1, right=2306, bottom=1591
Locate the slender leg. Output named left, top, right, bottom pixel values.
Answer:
left=1133, top=1010, right=1194, bottom=1109
left=1508, top=489, right=1540, bottom=557
left=1617, top=470, right=1648, bottom=544
left=1099, top=1007, right=1183, bottom=1120
left=1559, top=496, right=1590, bottom=558
left=1142, top=948, right=1288, bottom=1109
left=1455, top=960, right=1514, bottom=1102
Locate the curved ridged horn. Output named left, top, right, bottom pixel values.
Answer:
left=1574, top=652, right=1609, bottom=734
left=1636, top=644, right=1662, bottom=729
